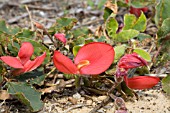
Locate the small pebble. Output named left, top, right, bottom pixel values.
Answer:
left=86, top=100, right=93, bottom=105
left=73, top=93, right=81, bottom=99
left=97, top=96, right=107, bottom=101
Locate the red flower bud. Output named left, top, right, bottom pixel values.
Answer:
left=118, top=53, right=147, bottom=70
left=54, top=33, right=67, bottom=45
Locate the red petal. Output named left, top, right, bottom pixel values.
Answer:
left=0, top=56, right=23, bottom=68
left=53, top=51, right=78, bottom=74
left=124, top=76, right=160, bottom=90
left=74, top=42, right=115, bottom=75
left=54, top=33, right=67, bottom=45
left=129, top=7, right=148, bottom=17
left=23, top=52, right=46, bottom=72
left=118, top=53, right=147, bottom=69
left=18, top=42, right=34, bottom=64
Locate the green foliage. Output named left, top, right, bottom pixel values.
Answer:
left=114, top=29, right=139, bottom=42
left=16, top=70, right=46, bottom=86
left=137, top=33, right=152, bottom=41
left=7, top=82, right=43, bottom=112
left=130, top=0, right=155, bottom=8
left=106, top=13, right=147, bottom=42
left=155, top=0, right=170, bottom=27
left=157, top=18, right=170, bottom=60
left=73, top=45, right=81, bottom=56
left=48, top=17, right=77, bottom=34
left=162, top=75, right=170, bottom=95
left=71, top=27, right=90, bottom=38
left=0, top=75, right=3, bottom=84
left=133, top=48, right=151, bottom=62
left=103, top=7, right=113, bottom=21
left=114, top=45, right=126, bottom=62
left=157, top=18, right=170, bottom=39
left=123, top=13, right=147, bottom=32
left=106, top=18, right=118, bottom=36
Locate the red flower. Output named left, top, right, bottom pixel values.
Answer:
left=53, top=42, right=115, bottom=75
left=116, top=53, right=160, bottom=90
left=129, top=7, right=148, bottom=17
left=124, top=76, right=160, bottom=90
left=54, top=33, right=67, bottom=45
left=118, top=53, right=147, bottom=70
left=125, top=0, right=148, bottom=17
left=0, top=42, right=46, bottom=75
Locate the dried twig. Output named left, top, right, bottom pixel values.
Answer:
left=7, top=2, right=58, bottom=11
left=89, top=96, right=111, bottom=113
left=62, top=104, right=84, bottom=113
left=25, top=5, right=34, bottom=30
left=89, top=82, right=120, bottom=113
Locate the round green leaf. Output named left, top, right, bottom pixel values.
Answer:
left=133, top=48, right=151, bottom=62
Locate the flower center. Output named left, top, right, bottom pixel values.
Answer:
left=77, top=60, right=90, bottom=70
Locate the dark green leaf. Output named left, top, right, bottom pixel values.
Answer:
left=103, top=7, right=113, bottom=21
left=137, top=33, right=152, bottom=41
left=157, top=18, right=170, bottom=39
left=162, top=75, right=170, bottom=95
left=130, top=0, right=155, bottom=8
left=155, top=0, right=170, bottom=26
left=7, top=82, right=43, bottom=112
left=16, top=70, right=46, bottom=86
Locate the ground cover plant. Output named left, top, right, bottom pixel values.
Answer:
left=0, top=0, right=170, bottom=112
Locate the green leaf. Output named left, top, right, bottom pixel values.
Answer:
left=0, top=20, right=21, bottom=35
left=106, top=17, right=118, bottom=36
left=133, top=48, right=151, bottom=62
left=0, top=20, right=8, bottom=33
left=113, top=29, right=139, bottom=42
left=123, top=13, right=147, bottom=32
left=162, top=75, right=170, bottom=95
left=103, top=7, right=113, bottom=21
left=130, top=0, right=155, bottom=8
left=16, top=70, right=46, bottom=86
left=0, top=75, right=3, bottom=84
left=7, top=82, right=43, bottom=112
left=73, top=45, right=81, bottom=56
left=15, top=29, right=34, bottom=39
left=137, top=33, right=152, bottom=41
left=72, top=27, right=90, bottom=38
left=123, top=14, right=136, bottom=30
left=74, top=36, right=85, bottom=45
left=132, top=12, right=147, bottom=32
left=114, top=44, right=126, bottom=62
left=48, top=17, right=77, bottom=34
left=157, top=18, right=170, bottom=39
left=155, top=0, right=170, bottom=27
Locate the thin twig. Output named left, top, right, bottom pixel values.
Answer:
left=25, top=5, right=34, bottom=30
left=89, top=96, right=111, bottom=113
left=62, top=104, right=84, bottom=113
left=89, top=82, right=120, bottom=113
left=7, top=2, right=58, bottom=11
